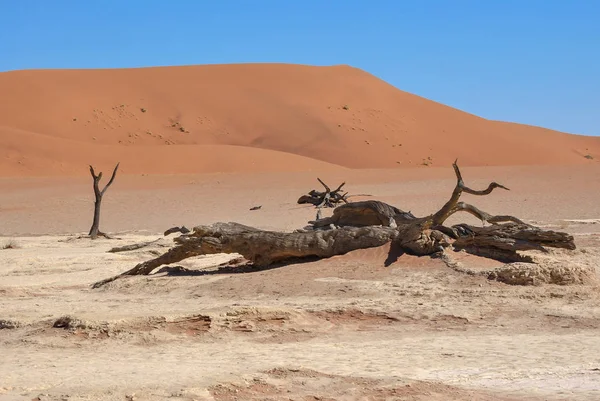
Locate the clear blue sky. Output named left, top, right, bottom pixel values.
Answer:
left=1, top=1, right=598, bottom=136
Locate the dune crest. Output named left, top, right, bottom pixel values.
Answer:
left=1, top=63, right=598, bottom=176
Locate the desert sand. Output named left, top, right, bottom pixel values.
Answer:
left=1, top=64, right=600, bottom=400
left=1, top=64, right=599, bottom=177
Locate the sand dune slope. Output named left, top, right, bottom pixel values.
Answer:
left=0, top=126, right=345, bottom=176
left=1, top=63, right=598, bottom=176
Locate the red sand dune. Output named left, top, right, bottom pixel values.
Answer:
left=1, top=63, right=598, bottom=176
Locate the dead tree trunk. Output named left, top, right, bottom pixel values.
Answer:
left=88, top=163, right=120, bottom=239
left=91, top=224, right=398, bottom=288
left=92, top=160, right=575, bottom=288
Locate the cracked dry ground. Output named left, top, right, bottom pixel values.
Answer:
left=1, top=223, right=600, bottom=401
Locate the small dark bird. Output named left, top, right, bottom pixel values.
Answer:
left=250, top=205, right=262, bottom=211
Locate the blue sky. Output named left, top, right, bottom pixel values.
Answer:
left=1, top=1, right=598, bottom=136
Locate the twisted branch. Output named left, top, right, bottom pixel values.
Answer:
left=430, top=159, right=509, bottom=226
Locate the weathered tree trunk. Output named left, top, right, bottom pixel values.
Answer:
left=92, top=224, right=398, bottom=288
left=92, top=161, right=575, bottom=288
left=88, top=163, right=120, bottom=239
left=90, top=199, right=102, bottom=238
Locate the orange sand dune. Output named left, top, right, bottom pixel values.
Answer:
left=1, top=63, right=598, bottom=176
left=0, top=126, right=345, bottom=176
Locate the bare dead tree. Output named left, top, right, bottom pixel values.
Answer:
left=92, top=160, right=574, bottom=288
left=88, top=163, right=120, bottom=239
left=297, top=178, right=349, bottom=208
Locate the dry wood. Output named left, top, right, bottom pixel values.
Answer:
left=164, top=226, right=191, bottom=236
left=450, top=222, right=575, bottom=262
left=297, top=178, right=349, bottom=207
left=92, top=223, right=397, bottom=288
left=88, top=163, right=120, bottom=239
left=108, top=239, right=162, bottom=253
left=93, top=161, right=575, bottom=288
left=310, top=200, right=416, bottom=228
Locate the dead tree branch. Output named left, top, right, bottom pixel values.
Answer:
left=298, top=178, right=350, bottom=207
left=108, top=239, right=163, bottom=253
left=428, top=159, right=510, bottom=227
left=164, top=226, right=191, bottom=236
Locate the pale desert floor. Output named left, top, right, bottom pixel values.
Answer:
left=1, top=166, right=600, bottom=400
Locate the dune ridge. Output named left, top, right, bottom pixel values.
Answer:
left=1, top=63, right=598, bottom=176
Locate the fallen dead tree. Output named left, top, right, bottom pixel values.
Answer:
left=297, top=178, right=349, bottom=207
left=92, top=161, right=575, bottom=288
